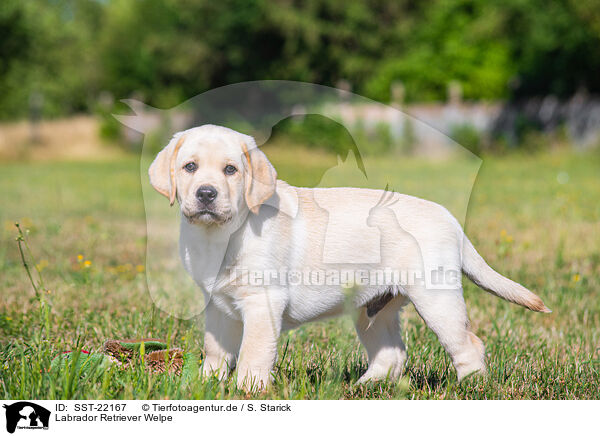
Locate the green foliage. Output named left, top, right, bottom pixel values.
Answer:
left=0, top=0, right=103, bottom=119
left=96, top=102, right=123, bottom=142
left=365, top=0, right=514, bottom=102
left=504, top=0, right=600, bottom=97
left=272, top=115, right=359, bottom=156
left=1, top=0, right=600, bottom=119
left=450, top=123, right=483, bottom=156
left=271, top=115, right=400, bottom=156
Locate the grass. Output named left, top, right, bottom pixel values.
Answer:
left=0, top=144, right=599, bottom=400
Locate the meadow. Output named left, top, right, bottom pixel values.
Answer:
left=0, top=142, right=598, bottom=400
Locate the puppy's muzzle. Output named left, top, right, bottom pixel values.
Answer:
left=196, top=185, right=218, bottom=206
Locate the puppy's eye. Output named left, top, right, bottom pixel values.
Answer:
left=184, top=162, right=197, bottom=173
left=224, top=164, right=237, bottom=175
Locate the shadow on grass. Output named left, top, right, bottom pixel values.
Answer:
left=406, top=366, right=451, bottom=392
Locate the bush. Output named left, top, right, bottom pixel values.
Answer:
left=450, top=123, right=483, bottom=156
left=272, top=115, right=360, bottom=156
left=271, top=115, right=401, bottom=156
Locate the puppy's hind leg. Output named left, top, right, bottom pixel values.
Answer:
left=408, top=285, right=486, bottom=381
left=354, top=296, right=408, bottom=383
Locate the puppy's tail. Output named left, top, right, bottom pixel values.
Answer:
left=461, top=236, right=551, bottom=313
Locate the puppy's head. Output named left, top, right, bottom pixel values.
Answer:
left=149, top=125, right=277, bottom=226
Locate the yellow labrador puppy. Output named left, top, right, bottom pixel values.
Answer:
left=149, top=124, right=550, bottom=390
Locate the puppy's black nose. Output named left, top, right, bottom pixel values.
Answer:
left=196, top=185, right=218, bottom=205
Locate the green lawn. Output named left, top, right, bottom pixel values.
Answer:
left=1, top=146, right=599, bottom=399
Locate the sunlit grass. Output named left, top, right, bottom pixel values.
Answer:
left=0, top=146, right=598, bottom=399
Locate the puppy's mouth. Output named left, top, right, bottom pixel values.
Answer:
left=184, top=209, right=231, bottom=225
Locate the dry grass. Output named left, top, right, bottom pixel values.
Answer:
left=0, top=116, right=125, bottom=161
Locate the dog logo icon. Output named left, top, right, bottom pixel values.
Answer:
left=3, top=402, right=50, bottom=433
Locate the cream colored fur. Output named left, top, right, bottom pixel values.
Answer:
left=149, top=124, right=550, bottom=391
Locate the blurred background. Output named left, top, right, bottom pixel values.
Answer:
left=1, top=0, right=599, bottom=400
left=1, top=0, right=600, bottom=157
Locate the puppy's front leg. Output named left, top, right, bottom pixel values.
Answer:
left=236, top=291, right=284, bottom=391
left=202, top=301, right=243, bottom=379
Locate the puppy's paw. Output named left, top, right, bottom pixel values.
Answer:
left=236, top=367, right=272, bottom=392
left=200, top=357, right=231, bottom=380
left=356, top=364, right=404, bottom=384
left=456, top=362, right=487, bottom=382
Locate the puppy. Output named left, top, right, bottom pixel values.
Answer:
left=149, top=124, right=550, bottom=390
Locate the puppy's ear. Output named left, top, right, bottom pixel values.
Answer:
left=149, top=134, right=186, bottom=206
left=242, top=142, right=277, bottom=214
